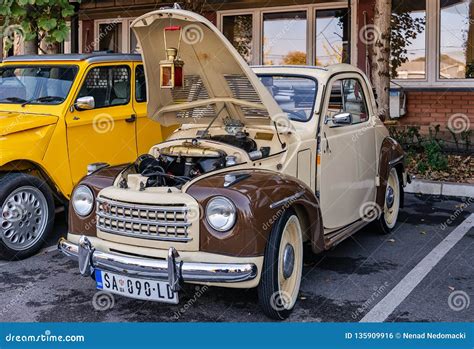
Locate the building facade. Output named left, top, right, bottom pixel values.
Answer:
left=8, top=0, right=474, bottom=136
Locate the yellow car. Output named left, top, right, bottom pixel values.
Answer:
left=0, top=53, right=169, bottom=260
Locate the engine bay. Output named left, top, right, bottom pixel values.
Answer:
left=121, top=119, right=278, bottom=189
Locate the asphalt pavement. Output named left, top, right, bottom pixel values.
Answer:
left=0, top=194, right=472, bottom=322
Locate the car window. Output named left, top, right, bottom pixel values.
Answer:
left=327, top=78, right=369, bottom=124
left=258, top=75, right=317, bottom=122
left=77, top=65, right=130, bottom=108
left=135, top=65, right=147, bottom=103
left=0, top=65, right=77, bottom=104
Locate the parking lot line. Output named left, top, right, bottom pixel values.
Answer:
left=360, top=213, right=474, bottom=323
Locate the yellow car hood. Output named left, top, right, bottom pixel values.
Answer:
left=0, top=110, right=58, bottom=136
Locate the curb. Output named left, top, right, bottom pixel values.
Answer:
left=405, top=179, right=474, bottom=198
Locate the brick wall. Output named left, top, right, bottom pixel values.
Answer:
left=401, top=91, right=474, bottom=133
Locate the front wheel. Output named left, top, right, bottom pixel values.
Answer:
left=258, top=208, right=303, bottom=320
left=0, top=173, right=55, bottom=260
left=376, top=167, right=401, bottom=234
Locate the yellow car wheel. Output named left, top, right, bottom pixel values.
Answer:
left=0, top=173, right=55, bottom=260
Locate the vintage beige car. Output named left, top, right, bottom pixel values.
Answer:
left=59, top=8, right=407, bottom=319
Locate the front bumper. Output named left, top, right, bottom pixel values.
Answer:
left=58, top=236, right=258, bottom=291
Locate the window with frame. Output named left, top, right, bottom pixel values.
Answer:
left=328, top=79, right=369, bottom=124
left=440, top=0, right=474, bottom=79
left=98, top=22, right=122, bottom=52
left=222, top=14, right=253, bottom=63
left=391, top=0, right=426, bottom=79
left=263, top=11, right=307, bottom=65
left=135, top=65, right=147, bottom=102
left=315, top=8, right=350, bottom=66
left=78, top=66, right=130, bottom=108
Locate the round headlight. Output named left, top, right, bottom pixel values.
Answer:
left=72, top=185, right=94, bottom=216
left=206, top=197, right=237, bottom=232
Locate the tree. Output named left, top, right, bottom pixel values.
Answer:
left=282, top=51, right=307, bottom=65
left=372, top=0, right=392, bottom=120
left=0, top=0, right=77, bottom=55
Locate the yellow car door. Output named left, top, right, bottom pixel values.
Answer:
left=66, top=63, right=138, bottom=184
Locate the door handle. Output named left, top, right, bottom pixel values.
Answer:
left=125, top=114, right=137, bottom=123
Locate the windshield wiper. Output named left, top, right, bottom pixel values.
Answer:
left=0, top=96, right=27, bottom=103
left=21, top=95, right=65, bottom=107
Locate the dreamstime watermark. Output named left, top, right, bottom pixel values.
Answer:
left=182, top=24, right=204, bottom=45
left=92, top=291, right=115, bottom=311
left=448, top=290, right=470, bottom=312
left=359, top=201, right=382, bottom=223
left=0, top=282, right=34, bottom=316
left=92, top=113, right=115, bottom=134
left=2, top=24, right=25, bottom=45
left=447, top=113, right=471, bottom=134
left=359, top=24, right=381, bottom=45
left=262, top=195, right=300, bottom=231
left=351, top=282, right=390, bottom=319
left=440, top=197, right=473, bottom=231
left=265, top=16, right=299, bottom=52
left=5, top=330, right=85, bottom=343
left=270, top=290, right=292, bottom=311
left=84, top=17, right=121, bottom=53
left=172, top=285, right=208, bottom=320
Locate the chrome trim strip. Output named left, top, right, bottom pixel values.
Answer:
left=97, top=226, right=193, bottom=241
left=97, top=197, right=189, bottom=213
left=58, top=237, right=258, bottom=284
left=389, top=155, right=404, bottom=166
left=269, top=191, right=305, bottom=209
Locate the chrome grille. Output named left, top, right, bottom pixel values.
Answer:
left=96, top=197, right=192, bottom=242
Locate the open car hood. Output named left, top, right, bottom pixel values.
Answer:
left=131, top=9, right=286, bottom=127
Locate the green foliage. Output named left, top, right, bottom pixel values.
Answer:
left=424, top=138, right=448, bottom=171
left=0, top=0, right=80, bottom=51
left=390, top=6, right=426, bottom=79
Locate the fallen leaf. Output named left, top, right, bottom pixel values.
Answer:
left=387, top=238, right=396, bottom=243
left=420, top=231, right=426, bottom=235
left=448, top=286, right=455, bottom=291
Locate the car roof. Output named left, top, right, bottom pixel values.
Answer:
left=2, top=52, right=142, bottom=63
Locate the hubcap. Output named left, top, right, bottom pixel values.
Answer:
left=386, top=186, right=395, bottom=209
left=1, top=186, right=48, bottom=251
left=282, top=243, right=295, bottom=279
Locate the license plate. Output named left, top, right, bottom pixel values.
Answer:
left=95, top=269, right=179, bottom=304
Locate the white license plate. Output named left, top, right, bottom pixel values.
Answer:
left=95, top=269, right=179, bottom=304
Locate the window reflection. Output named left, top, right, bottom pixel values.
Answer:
left=263, top=11, right=307, bottom=65
left=440, top=0, right=474, bottom=79
left=223, top=15, right=253, bottom=63
left=315, top=8, right=350, bottom=66
left=99, top=22, right=122, bottom=53
left=391, top=0, right=426, bottom=79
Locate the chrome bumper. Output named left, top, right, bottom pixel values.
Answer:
left=58, top=236, right=258, bottom=291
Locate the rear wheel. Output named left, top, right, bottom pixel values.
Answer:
left=258, top=209, right=303, bottom=320
left=376, top=168, right=401, bottom=234
left=0, top=173, right=55, bottom=260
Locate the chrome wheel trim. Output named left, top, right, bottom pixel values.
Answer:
left=1, top=186, right=48, bottom=251
left=277, top=215, right=303, bottom=310
left=384, top=168, right=400, bottom=229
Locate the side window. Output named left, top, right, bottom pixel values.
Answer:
left=78, top=65, right=130, bottom=108
left=135, top=65, right=147, bottom=103
left=327, top=78, right=369, bottom=124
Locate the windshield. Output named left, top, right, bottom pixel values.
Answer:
left=258, top=75, right=317, bottom=122
left=0, top=65, right=78, bottom=105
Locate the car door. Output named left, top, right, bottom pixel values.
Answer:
left=66, top=63, right=138, bottom=184
left=132, top=63, right=169, bottom=154
left=318, top=74, right=377, bottom=230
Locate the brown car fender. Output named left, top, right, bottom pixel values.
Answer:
left=376, top=137, right=405, bottom=210
left=186, top=169, right=324, bottom=257
left=68, top=164, right=130, bottom=237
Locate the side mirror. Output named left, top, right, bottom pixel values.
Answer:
left=75, top=96, right=95, bottom=110
left=326, top=112, right=352, bottom=127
